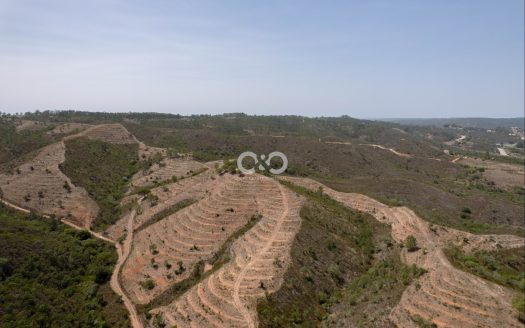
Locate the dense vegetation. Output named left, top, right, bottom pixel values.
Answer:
left=445, top=246, right=525, bottom=322
left=257, top=181, right=424, bottom=327
left=61, top=138, right=139, bottom=230
left=0, top=204, right=130, bottom=327
left=0, top=119, right=54, bottom=173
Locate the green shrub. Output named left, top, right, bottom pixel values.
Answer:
left=404, top=235, right=418, bottom=252
left=141, top=279, right=156, bottom=290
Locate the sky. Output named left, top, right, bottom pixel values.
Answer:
left=0, top=0, right=523, bottom=118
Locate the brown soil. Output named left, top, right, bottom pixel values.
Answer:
left=121, top=174, right=277, bottom=305
left=0, top=123, right=141, bottom=228
left=131, top=157, right=208, bottom=188
left=151, top=176, right=303, bottom=328
left=137, top=142, right=167, bottom=161
left=67, top=123, right=137, bottom=144
left=457, top=157, right=525, bottom=189
left=14, top=119, right=49, bottom=132
left=46, top=123, right=92, bottom=136
left=0, top=142, right=99, bottom=227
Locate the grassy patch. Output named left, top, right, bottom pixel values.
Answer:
left=445, top=246, right=525, bottom=291
left=0, top=203, right=130, bottom=327
left=61, top=137, right=139, bottom=231
left=0, top=120, right=54, bottom=173
left=445, top=245, right=525, bottom=322
left=411, top=315, right=438, bottom=328
left=328, top=257, right=426, bottom=327
left=513, top=293, right=525, bottom=323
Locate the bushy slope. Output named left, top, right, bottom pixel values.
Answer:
left=0, top=204, right=129, bottom=327
left=61, top=137, right=139, bottom=230
left=256, top=182, right=422, bottom=327
left=0, top=120, right=53, bottom=173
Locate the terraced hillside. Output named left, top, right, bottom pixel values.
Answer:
left=121, top=174, right=302, bottom=305
left=150, top=177, right=303, bottom=328
left=74, top=123, right=137, bottom=144
left=0, top=123, right=139, bottom=228
left=131, top=157, right=208, bottom=188
left=0, top=142, right=98, bottom=227
left=280, top=176, right=525, bottom=328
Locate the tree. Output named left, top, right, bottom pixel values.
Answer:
left=141, top=279, right=155, bottom=290
left=405, top=235, right=418, bottom=252
left=0, top=257, right=13, bottom=280
left=95, top=268, right=111, bottom=284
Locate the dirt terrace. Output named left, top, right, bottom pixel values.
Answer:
left=279, top=176, right=524, bottom=328
left=46, top=123, right=93, bottom=136
left=137, top=142, right=167, bottom=161
left=65, top=123, right=137, bottom=144
left=151, top=176, right=304, bottom=328
left=14, top=119, right=49, bottom=132
left=0, top=123, right=139, bottom=228
left=133, top=170, right=216, bottom=229
left=0, top=142, right=98, bottom=227
left=131, top=157, right=208, bottom=188
left=122, top=173, right=262, bottom=304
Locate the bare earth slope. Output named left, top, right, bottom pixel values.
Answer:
left=0, top=123, right=137, bottom=228
left=279, top=176, right=524, bottom=328
left=151, top=176, right=303, bottom=328
left=131, top=157, right=208, bottom=188
left=0, top=142, right=98, bottom=227
left=74, top=123, right=137, bottom=144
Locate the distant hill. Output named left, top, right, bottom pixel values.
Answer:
left=380, top=117, right=524, bottom=129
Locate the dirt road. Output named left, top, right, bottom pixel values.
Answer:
left=359, top=143, right=412, bottom=157
left=0, top=198, right=31, bottom=214
left=110, top=204, right=143, bottom=328
left=232, top=182, right=291, bottom=328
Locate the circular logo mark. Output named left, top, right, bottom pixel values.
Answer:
left=237, top=151, right=288, bottom=175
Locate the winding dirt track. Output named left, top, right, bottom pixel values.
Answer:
left=232, top=182, right=291, bottom=328
left=279, top=176, right=525, bottom=328
left=358, top=143, right=412, bottom=157
left=110, top=202, right=144, bottom=328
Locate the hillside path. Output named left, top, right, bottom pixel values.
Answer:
left=231, top=181, right=291, bottom=328
left=109, top=201, right=144, bottom=328
left=359, top=143, right=412, bottom=157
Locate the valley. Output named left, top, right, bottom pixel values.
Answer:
left=0, top=113, right=523, bottom=327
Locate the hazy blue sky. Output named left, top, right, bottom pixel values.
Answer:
left=0, top=0, right=523, bottom=118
